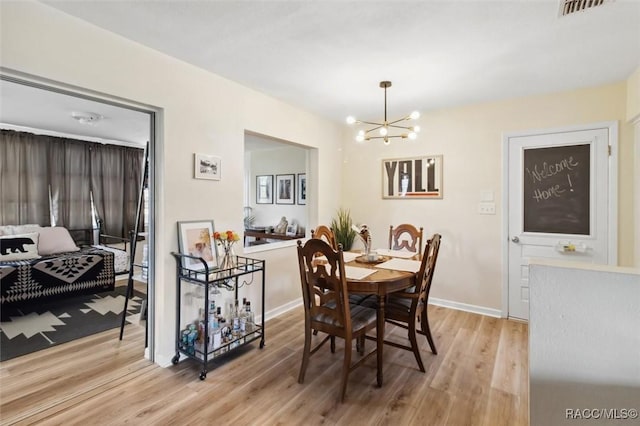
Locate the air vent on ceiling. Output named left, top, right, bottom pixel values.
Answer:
left=559, top=0, right=614, bottom=17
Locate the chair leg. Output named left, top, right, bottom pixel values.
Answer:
left=356, top=334, right=365, bottom=355
left=408, top=315, right=425, bottom=373
left=298, top=329, right=312, bottom=384
left=421, top=309, right=437, bottom=355
left=313, top=329, right=318, bottom=335
left=340, top=338, right=352, bottom=402
left=331, top=335, right=336, bottom=353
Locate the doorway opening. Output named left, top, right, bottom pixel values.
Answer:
left=0, top=73, right=157, bottom=359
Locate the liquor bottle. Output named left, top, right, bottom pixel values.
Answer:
left=245, top=301, right=254, bottom=331
left=239, top=298, right=247, bottom=333
left=208, top=299, right=216, bottom=326
left=197, top=308, right=205, bottom=344
left=232, top=299, right=240, bottom=334
left=208, top=301, right=218, bottom=351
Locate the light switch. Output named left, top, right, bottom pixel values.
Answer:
left=478, top=202, right=496, bottom=215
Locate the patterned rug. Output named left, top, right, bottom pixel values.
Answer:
left=0, top=286, right=143, bottom=361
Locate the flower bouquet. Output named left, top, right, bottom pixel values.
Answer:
left=213, top=230, right=240, bottom=271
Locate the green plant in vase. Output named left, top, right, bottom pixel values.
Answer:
left=330, top=208, right=357, bottom=251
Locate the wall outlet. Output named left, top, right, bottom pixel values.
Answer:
left=478, top=202, right=496, bottom=215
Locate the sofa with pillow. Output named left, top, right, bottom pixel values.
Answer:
left=0, top=225, right=116, bottom=305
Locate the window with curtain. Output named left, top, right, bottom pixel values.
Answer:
left=0, top=129, right=144, bottom=240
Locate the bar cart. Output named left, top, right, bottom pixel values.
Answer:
left=170, top=252, right=265, bottom=380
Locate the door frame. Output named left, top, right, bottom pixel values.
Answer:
left=0, top=68, right=159, bottom=359
left=501, top=121, right=619, bottom=318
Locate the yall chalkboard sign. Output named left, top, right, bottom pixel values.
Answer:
left=523, top=144, right=590, bottom=235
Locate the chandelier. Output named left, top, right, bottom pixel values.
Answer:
left=346, top=81, right=420, bottom=145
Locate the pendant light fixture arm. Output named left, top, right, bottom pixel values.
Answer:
left=388, top=116, right=412, bottom=126
left=357, top=120, right=385, bottom=127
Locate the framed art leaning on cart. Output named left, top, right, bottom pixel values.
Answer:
left=177, top=220, right=218, bottom=270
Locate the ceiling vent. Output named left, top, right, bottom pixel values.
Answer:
left=559, top=0, right=614, bottom=17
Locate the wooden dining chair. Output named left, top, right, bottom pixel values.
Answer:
left=311, top=225, right=337, bottom=335
left=311, top=225, right=337, bottom=250
left=364, top=233, right=441, bottom=372
left=296, top=239, right=378, bottom=402
left=388, top=224, right=424, bottom=255
left=313, top=225, right=370, bottom=308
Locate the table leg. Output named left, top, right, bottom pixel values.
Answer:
left=376, top=294, right=384, bottom=387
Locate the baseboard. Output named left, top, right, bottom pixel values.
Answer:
left=429, top=297, right=502, bottom=318
left=264, top=297, right=302, bottom=322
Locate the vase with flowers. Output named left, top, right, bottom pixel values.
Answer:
left=213, top=230, right=240, bottom=272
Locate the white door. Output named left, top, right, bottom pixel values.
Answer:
left=506, top=123, right=617, bottom=320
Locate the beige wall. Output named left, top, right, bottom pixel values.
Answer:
left=341, top=83, right=635, bottom=311
left=1, top=2, right=636, bottom=364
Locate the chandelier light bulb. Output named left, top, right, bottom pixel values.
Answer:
left=383, top=138, right=391, bottom=146
left=346, top=116, right=356, bottom=124
left=356, top=134, right=365, bottom=142
left=408, top=132, right=417, bottom=140
left=413, top=125, right=421, bottom=133
left=410, top=111, right=420, bottom=120
left=379, top=126, right=388, bottom=136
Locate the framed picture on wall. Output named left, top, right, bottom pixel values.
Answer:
left=194, top=153, right=221, bottom=180
left=177, top=220, right=219, bottom=270
left=276, top=174, right=295, bottom=204
left=297, top=173, right=306, bottom=205
left=381, top=155, right=443, bottom=199
left=256, top=175, right=273, bottom=204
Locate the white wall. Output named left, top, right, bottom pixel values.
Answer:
left=0, top=2, right=344, bottom=365
left=529, top=260, right=640, bottom=425
left=341, top=83, right=636, bottom=313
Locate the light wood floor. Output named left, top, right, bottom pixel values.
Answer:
left=0, top=305, right=528, bottom=425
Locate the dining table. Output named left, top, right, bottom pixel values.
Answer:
left=341, top=249, right=421, bottom=387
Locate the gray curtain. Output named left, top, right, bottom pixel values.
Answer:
left=49, top=138, right=92, bottom=230
left=1, top=130, right=144, bottom=239
left=0, top=130, right=51, bottom=226
left=91, top=144, right=144, bottom=238
left=123, top=147, right=144, bottom=234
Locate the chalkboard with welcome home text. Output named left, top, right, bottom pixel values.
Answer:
left=523, top=143, right=590, bottom=235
